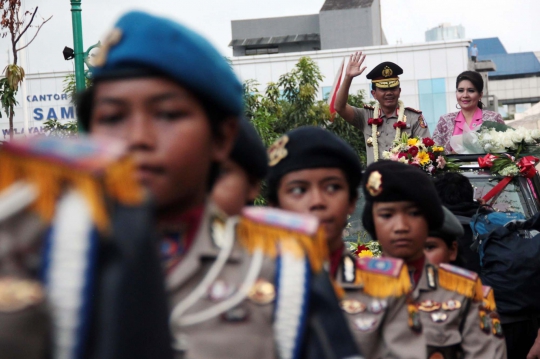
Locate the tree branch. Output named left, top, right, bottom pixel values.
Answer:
left=13, top=6, right=37, bottom=47
left=16, top=15, right=52, bottom=52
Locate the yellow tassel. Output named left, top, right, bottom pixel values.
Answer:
left=237, top=216, right=329, bottom=273
left=357, top=264, right=411, bottom=298
left=438, top=266, right=480, bottom=300
left=0, top=149, right=143, bottom=233
left=483, top=286, right=497, bottom=311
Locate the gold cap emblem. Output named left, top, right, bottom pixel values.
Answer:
left=382, top=66, right=393, bottom=78
left=93, top=28, right=123, bottom=67
left=0, top=277, right=44, bottom=312
left=366, top=171, right=383, bottom=196
left=268, top=135, right=289, bottom=166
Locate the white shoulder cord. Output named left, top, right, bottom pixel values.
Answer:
left=169, top=216, right=264, bottom=328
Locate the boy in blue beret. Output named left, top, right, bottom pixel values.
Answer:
left=211, top=118, right=268, bottom=216
left=80, top=11, right=361, bottom=359
left=361, top=160, right=503, bottom=358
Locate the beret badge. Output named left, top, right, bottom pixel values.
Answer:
left=93, top=28, right=123, bottom=67
left=268, top=135, right=289, bottom=166
left=366, top=171, right=383, bottom=196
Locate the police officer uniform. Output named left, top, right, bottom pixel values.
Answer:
left=361, top=161, right=503, bottom=359
left=349, top=62, right=430, bottom=165
left=266, top=127, right=426, bottom=358
left=89, top=12, right=362, bottom=359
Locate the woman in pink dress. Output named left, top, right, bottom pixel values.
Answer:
left=433, top=71, right=504, bottom=153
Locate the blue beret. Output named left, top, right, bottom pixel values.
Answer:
left=92, top=11, right=243, bottom=117
left=230, top=119, right=268, bottom=179
left=266, top=126, right=362, bottom=201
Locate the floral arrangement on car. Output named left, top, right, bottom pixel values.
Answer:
left=381, top=133, right=460, bottom=174
left=477, top=122, right=540, bottom=153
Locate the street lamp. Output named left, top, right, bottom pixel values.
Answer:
left=70, top=0, right=85, bottom=93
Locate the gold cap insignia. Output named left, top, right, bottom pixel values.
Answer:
left=366, top=171, right=382, bottom=196
left=93, top=28, right=123, bottom=67
left=382, top=66, right=393, bottom=78
left=248, top=279, right=275, bottom=305
left=268, top=135, right=289, bottom=166
left=0, top=277, right=44, bottom=312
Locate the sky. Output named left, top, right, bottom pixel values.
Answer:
left=1, top=0, right=540, bottom=73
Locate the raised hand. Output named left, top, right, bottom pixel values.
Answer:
left=345, top=51, right=367, bottom=78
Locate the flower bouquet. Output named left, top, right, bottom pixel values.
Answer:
left=349, top=240, right=382, bottom=258
left=382, top=133, right=460, bottom=174
left=477, top=122, right=540, bottom=154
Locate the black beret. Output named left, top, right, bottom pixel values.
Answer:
left=230, top=119, right=268, bottom=180
left=266, top=126, right=362, bottom=200
left=366, top=61, right=403, bottom=80
left=361, top=160, right=444, bottom=238
left=428, top=207, right=464, bottom=246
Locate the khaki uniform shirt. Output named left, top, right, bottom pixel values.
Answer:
left=336, top=252, right=427, bottom=359
left=412, top=262, right=504, bottom=359
left=167, top=204, right=277, bottom=359
left=351, top=105, right=430, bottom=165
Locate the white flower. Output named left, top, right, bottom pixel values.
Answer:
left=382, top=151, right=391, bottom=159
left=531, top=129, right=540, bottom=140
left=498, top=164, right=519, bottom=177
left=398, top=157, right=408, bottom=164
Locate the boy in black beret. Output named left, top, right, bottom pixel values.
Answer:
left=211, top=118, right=268, bottom=216
left=361, top=160, right=502, bottom=358
left=424, top=207, right=463, bottom=266
left=266, top=126, right=362, bottom=273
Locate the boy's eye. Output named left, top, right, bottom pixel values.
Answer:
left=425, top=244, right=436, bottom=251
left=326, top=183, right=342, bottom=193
left=156, top=110, right=187, bottom=121
left=408, top=209, right=422, bottom=217
left=289, top=186, right=306, bottom=195
left=97, top=113, right=124, bottom=125
left=377, top=212, right=392, bottom=219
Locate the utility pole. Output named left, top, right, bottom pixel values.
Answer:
left=70, top=0, right=85, bottom=93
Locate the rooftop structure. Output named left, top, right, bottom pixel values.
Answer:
left=425, top=23, right=465, bottom=42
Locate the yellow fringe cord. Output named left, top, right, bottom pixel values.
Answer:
left=237, top=216, right=329, bottom=273
left=357, top=264, right=411, bottom=298
left=332, top=279, right=345, bottom=300
left=483, top=286, right=497, bottom=311
left=438, top=267, right=483, bottom=300
left=0, top=151, right=144, bottom=233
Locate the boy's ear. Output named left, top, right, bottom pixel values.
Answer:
left=212, top=116, right=238, bottom=163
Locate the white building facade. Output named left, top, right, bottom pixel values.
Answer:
left=232, top=39, right=471, bottom=132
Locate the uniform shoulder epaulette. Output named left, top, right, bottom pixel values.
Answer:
left=0, top=136, right=143, bottom=231
left=405, top=106, right=422, bottom=114
left=363, top=104, right=374, bottom=110
left=356, top=257, right=411, bottom=298
left=237, top=207, right=327, bottom=273
left=482, top=285, right=497, bottom=311
left=438, top=263, right=483, bottom=301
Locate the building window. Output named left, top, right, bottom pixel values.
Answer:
left=245, top=47, right=279, bottom=56
left=417, top=78, right=447, bottom=131
left=322, top=86, right=332, bottom=101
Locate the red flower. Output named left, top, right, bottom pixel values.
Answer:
left=393, top=121, right=407, bottom=129
left=428, top=152, right=436, bottom=161
left=422, top=137, right=435, bottom=147
left=368, top=118, right=383, bottom=126
left=398, top=152, right=408, bottom=159
left=354, top=244, right=369, bottom=256
left=408, top=146, right=419, bottom=157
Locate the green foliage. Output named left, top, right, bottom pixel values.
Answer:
left=63, top=73, right=92, bottom=104
left=43, top=119, right=78, bottom=138
left=244, top=56, right=368, bottom=164
left=0, top=77, right=17, bottom=119
left=480, top=121, right=512, bottom=133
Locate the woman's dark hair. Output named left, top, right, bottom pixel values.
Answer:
left=433, top=172, right=474, bottom=206
left=456, top=71, right=484, bottom=109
